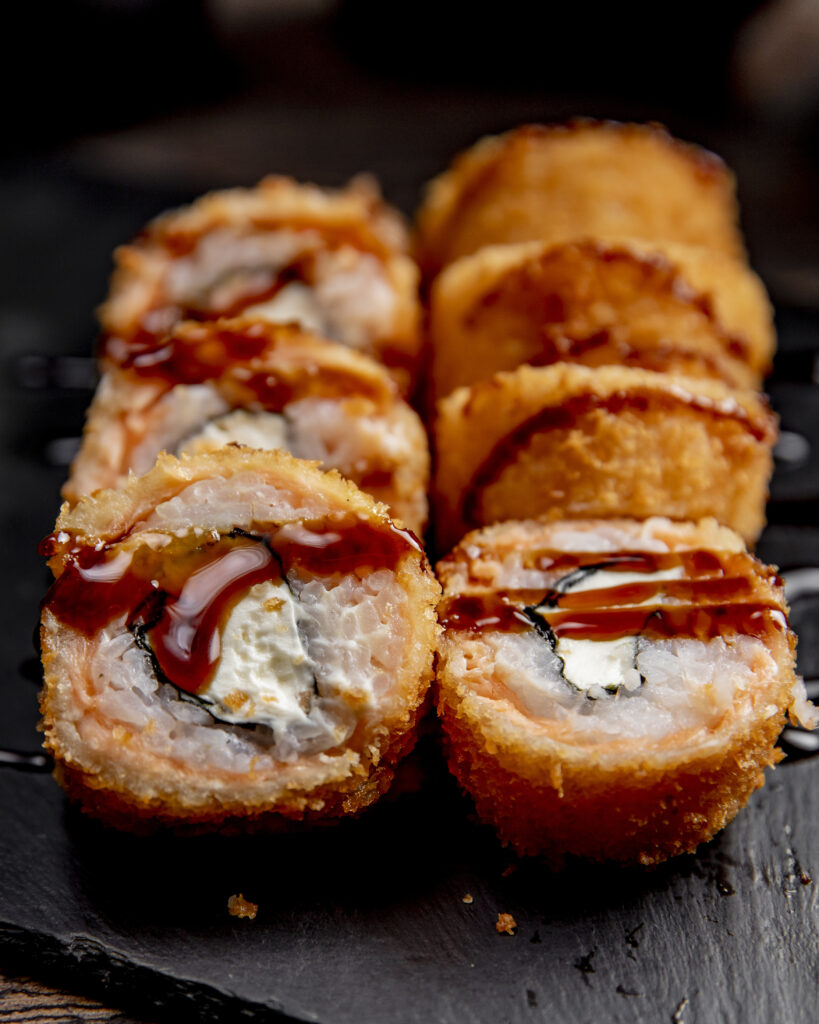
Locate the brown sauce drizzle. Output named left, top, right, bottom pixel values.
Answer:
left=525, top=331, right=747, bottom=384
left=461, top=388, right=774, bottom=528
left=460, top=548, right=738, bottom=580
left=118, top=323, right=389, bottom=407
left=439, top=548, right=784, bottom=644
left=42, top=518, right=421, bottom=695
left=440, top=593, right=782, bottom=642
left=102, top=217, right=399, bottom=367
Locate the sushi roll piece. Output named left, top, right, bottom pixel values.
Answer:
left=98, top=175, right=421, bottom=394
left=434, top=364, right=776, bottom=552
left=65, top=318, right=430, bottom=535
left=40, top=448, right=440, bottom=831
left=436, top=517, right=817, bottom=864
left=415, top=121, right=744, bottom=278
left=429, top=238, right=774, bottom=401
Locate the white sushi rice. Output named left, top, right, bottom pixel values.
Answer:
left=87, top=563, right=407, bottom=768
left=447, top=517, right=812, bottom=739
left=161, top=226, right=397, bottom=350
left=130, top=391, right=411, bottom=490
left=179, top=409, right=291, bottom=456
left=457, top=630, right=774, bottom=742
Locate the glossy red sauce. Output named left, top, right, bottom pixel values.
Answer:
left=461, top=387, right=774, bottom=527
left=101, top=218, right=397, bottom=368
left=439, top=549, right=784, bottom=643
left=148, top=543, right=279, bottom=692
left=119, top=323, right=390, bottom=406
left=42, top=518, right=422, bottom=694
left=457, top=549, right=738, bottom=580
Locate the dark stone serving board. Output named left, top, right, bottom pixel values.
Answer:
left=0, top=158, right=818, bottom=1024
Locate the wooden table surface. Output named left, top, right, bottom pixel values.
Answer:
left=0, top=971, right=144, bottom=1023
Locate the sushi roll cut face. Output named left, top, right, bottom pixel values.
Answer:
left=415, top=121, right=744, bottom=277
left=434, top=363, right=776, bottom=552
left=98, top=176, right=421, bottom=394
left=40, top=449, right=440, bottom=830
left=65, top=318, right=430, bottom=535
left=429, top=238, right=773, bottom=401
left=436, top=517, right=816, bottom=864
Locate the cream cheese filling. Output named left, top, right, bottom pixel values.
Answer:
left=548, top=565, right=685, bottom=696
left=197, top=578, right=321, bottom=732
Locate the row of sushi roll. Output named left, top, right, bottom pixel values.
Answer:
left=40, top=177, right=442, bottom=829
left=418, top=120, right=817, bottom=864
left=36, top=119, right=816, bottom=867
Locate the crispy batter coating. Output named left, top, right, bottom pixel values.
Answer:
left=434, top=364, right=776, bottom=552
left=98, top=175, right=421, bottom=394
left=40, top=448, right=441, bottom=832
left=435, top=517, right=812, bottom=864
left=65, top=318, right=430, bottom=534
left=429, top=238, right=774, bottom=401
left=415, top=121, right=744, bottom=277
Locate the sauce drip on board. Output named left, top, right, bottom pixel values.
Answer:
left=460, top=388, right=775, bottom=528
left=41, top=518, right=422, bottom=695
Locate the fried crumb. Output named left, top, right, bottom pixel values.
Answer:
left=462, top=893, right=474, bottom=904
left=495, top=912, right=517, bottom=935
left=222, top=690, right=250, bottom=713
left=264, top=596, right=285, bottom=613
left=228, top=894, right=258, bottom=920
left=501, top=863, right=517, bottom=878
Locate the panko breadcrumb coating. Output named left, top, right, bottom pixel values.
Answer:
left=435, top=517, right=817, bottom=864
left=40, top=448, right=440, bottom=832
left=415, top=121, right=744, bottom=276
left=434, top=363, right=776, bottom=552
left=99, top=175, right=421, bottom=394
left=429, top=237, right=774, bottom=401
left=66, top=317, right=430, bottom=534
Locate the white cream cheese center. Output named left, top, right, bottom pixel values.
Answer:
left=199, top=578, right=317, bottom=729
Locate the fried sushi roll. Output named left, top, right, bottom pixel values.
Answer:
left=65, top=318, right=429, bottom=535
left=434, top=364, right=776, bottom=552
left=429, top=238, right=774, bottom=400
left=39, top=448, right=441, bottom=831
left=99, top=175, right=421, bottom=394
left=415, top=121, right=744, bottom=277
left=436, top=517, right=817, bottom=864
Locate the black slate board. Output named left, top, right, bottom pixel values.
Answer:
left=1, top=159, right=819, bottom=1024
left=1, top=752, right=818, bottom=1024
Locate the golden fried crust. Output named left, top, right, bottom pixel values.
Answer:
left=437, top=683, right=786, bottom=864
left=64, top=318, right=430, bottom=534
left=49, top=447, right=391, bottom=559
left=434, top=516, right=800, bottom=864
left=429, top=238, right=774, bottom=401
left=433, top=364, right=776, bottom=553
left=40, top=449, right=441, bottom=830
left=98, top=175, right=421, bottom=393
left=49, top=689, right=430, bottom=835
left=415, top=121, right=744, bottom=277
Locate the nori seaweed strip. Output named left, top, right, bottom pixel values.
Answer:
left=235, top=528, right=321, bottom=704
left=129, top=531, right=319, bottom=728
left=523, top=564, right=654, bottom=698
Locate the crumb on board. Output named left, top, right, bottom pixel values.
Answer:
left=228, top=893, right=258, bottom=920
left=501, top=864, right=517, bottom=878
left=462, top=893, right=474, bottom=904
left=496, top=912, right=517, bottom=935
